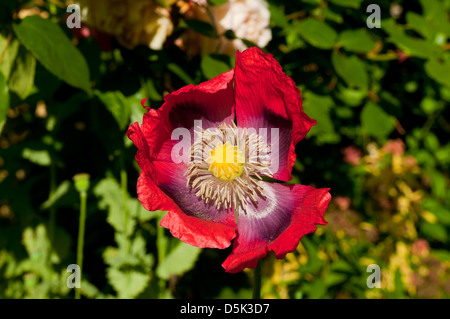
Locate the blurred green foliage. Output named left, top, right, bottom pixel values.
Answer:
left=0, top=0, right=449, bottom=299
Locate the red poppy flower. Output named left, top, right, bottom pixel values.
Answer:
left=127, top=47, right=331, bottom=273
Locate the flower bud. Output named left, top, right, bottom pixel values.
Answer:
left=73, top=173, right=90, bottom=193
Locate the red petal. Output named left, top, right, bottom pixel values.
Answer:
left=127, top=70, right=238, bottom=250
left=160, top=210, right=237, bottom=249
left=152, top=161, right=236, bottom=226
left=222, top=182, right=331, bottom=273
left=126, top=122, right=153, bottom=177
left=137, top=171, right=236, bottom=249
left=235, top=47, right=316, bottom=181
left=137, top=171, right=177, bottom=212
left=140, top=69, right=235, bottom=163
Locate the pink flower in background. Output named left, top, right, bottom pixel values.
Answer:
left=343, top=145, right=362, bottom=166
left=411, top=239, right=430, bottom=258
left=403, top=155, right=418, bottom=168
left=72, top=23, right=113, bottom=52
left=334, top=196, right=351, bottom=211
left=383, top=138, right=405, bottom=156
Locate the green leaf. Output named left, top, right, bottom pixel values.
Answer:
left=426, top=169, right=447, bottom=199
left=268, top=3, right=288, bottom=28
left=94, top=177, right=136, bottom=234
left=13, top=16, right=90, bottom=93
left=217, top=287, right=252, bottom=299
left=143, top=78, right=162, bottom=101
left=335, top=106, right=353, bottom=118
left=129, top=234, right=154, bottom=268
left=79, top=280, right=109, bottom=299
left=127, top=87, right=148, bottom=126
left=406, top=12, right=435, bottom=40
left=415, top=149, right=436, bottom=168
left=420, top=96, right=443, bottom=115
left=323, top=7, right=344, bottom=24
left=329, top=0, right=362, bottom=8
left=95, top=90, right=129, bottom=131
left=104, top=233, right=154, bottom=270
left=422, top=198, right=450, bottom=226
left=361, top=102, right=396, bottom=140
left=393, top=268, right=405, bottom=298
left=208, top=0, right=228, bottom=5
left=23, top=224, right=50, bottom=264
left=297, top=18, right=337, bottom=50
left=167, top=63, right=195, bottom=85
left=335, top=86, right=367, bottom=106
left=425, top=59, right=450, bottom=88
left=419, top=0, right=450, bottom=37
left=94, top=177, right=150, bottom=232
left=382, top=19, right=438, bottom=59
left=332, top=51, right=368, bottom=90
left=284, top=22, right=306, bottom=52
left=324, top=272, right=349, bottom=287
left=40, top=180, right=71, bottom=210
left=303, top=280, right=327, bottom=298
left=22, top=148, right=51, bottom=166
left=0, top=35, right=19, bottom=79
left=337, top=29, right=377, bottom=53
left=201, top=55, right=230, bottom=80
left=156, top=241, right=202, bottom=280
left=420, top=222, right=448, bottom=242
left=106, top=268, right=150, bottom=299
left=22, top=223, right=70, bottom=266
left=0, top=72, right=9, bottom=133
left=301, top=0, right=321, bottom=5
left=181, top=19, right=217, bottom=38
left=299, top=237, right=323, bottom=274
left=8, top=45, right=36, bottom=100
left=435, top=144, right=450, bottom=165
left=390, top=35, right=437, bottom=58
left=431, top=249, right=450, bottom=261
left=424, top=133, right=440, bottom=151
left=329, top=259, right=354, bottom=274
left=302, top=91, right=339, bottom=144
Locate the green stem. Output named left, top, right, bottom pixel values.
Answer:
left=157, top=214, right=168, bottom=299
left=121, top=168, right=128, bottom=234
left=156, top=220, right=167, bottom=265
left=75, top=191, right=87, bottom=299
left=120, top=149, right=130, bottom=254
left=420, top=108, right=442, bottom=139
left=48, top=162, right=57, bottom=247
left=252, top=261, right=262, bottom=299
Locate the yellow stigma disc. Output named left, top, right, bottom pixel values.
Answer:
left=206, top=142, right=245, bottom=181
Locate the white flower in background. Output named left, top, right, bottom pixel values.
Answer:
left=213, top=0, right=272, bottom=53
left=191, top=0, right=207, bottom=6
left=177, top=0, right=272, bottom=56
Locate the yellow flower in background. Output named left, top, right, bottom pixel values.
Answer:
left=384, top=242, right=415, bottom=294
left=77, top=0, right=174, bottom=50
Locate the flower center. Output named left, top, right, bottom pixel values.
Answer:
left=185, top=123, right=273, bottom=210
left=206, top=142, right=245, bottom=181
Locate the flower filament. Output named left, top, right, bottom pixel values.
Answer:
left=185, top=123, right=273, bottom=211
